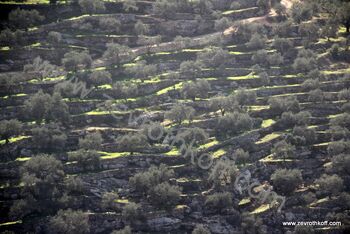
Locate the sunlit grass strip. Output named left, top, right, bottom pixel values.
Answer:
left=261, top=119, right=276, bottom=128
left=256, top=132, right=281, bottom=144
left=0, top=136, right=30, bottom=145
left=0, top=220, right=22, bottom=227
left=250, top=204, right=271, bottom=215
left=198, top=138, right=219, bottom=150
left=222, top=7, right=259, bottom=15
left=100, top=152, right=129, bottom=159
left=156, top=82, right=183, bottom=95
left=212, top=149, right=226, bottom=158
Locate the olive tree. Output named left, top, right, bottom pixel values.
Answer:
left=271, top=169, right=303, bottom=195
left=0, top=119, right=22, bottom=144
left=78, top=0, right=105, bottom=14
left=165, top=103, right=196, bottom=125
left=49, top=209, right=90, bottom=234
left=315, top=174, right=344, bottom=197
left=9, top=8, right=44, bottom=29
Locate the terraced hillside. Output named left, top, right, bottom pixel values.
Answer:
left=0, top=0, right=350, bottom=233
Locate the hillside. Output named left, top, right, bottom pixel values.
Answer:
left=0, top=0, right=350, bottom=233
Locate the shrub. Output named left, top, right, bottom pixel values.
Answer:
left=134, top=20, right=149, bottom=35
left=290, top=126, right=316, bottom=145
left=129, top=164, right=174, bottom=193
left=205, top=192, right=233, bottom=212
left=179, top=60, right=202, bottom=79
left=181, top=80, right=211, bottom=100
left=122, top=202, right=142, bottom=221
left=103, top=43, right=133, bottom=66
left=329, top=44, right=340, bottom=59
left=112, top=226, right=132, bottom=234
left=68, top=149, right=100, bottom=170
left=268, top=96, right=300, bottom=114
left=116, top=132, right=149, bottom=154
left=78, top=0, right=105, bottom=14
left=0, top=119, right=22, bottom=144
left=293, top=49, right=317, bottom=73
left=308, top=89, right=324, bottom=103
left=233, top=148, right=249, bottom=165
left=149, top=182, right=182, bottom=208
left=197, top=46, right=230, bottom=69
left=217, top=111, right=253, bottom=136
left=175, top=127, right=209, bottom=146
left=9, top=8, right=44, bottom=29
left=48, top=31, right=62, bottom=44
left=192, top=224, right=211, bottom=234
left=99, top=18, right=121, bottom=32
left=258, top=71, right=270, bottom=86
left=268, top=52, right=284, bottom=67
left=332, top=154, right=350, bottom=175
left=62, top=51, right=92, bottom=71
left=31, top=124, right=67, bottom=151
left=330, top=113, right=350, bottom=129
left=272, top=140, right=296, bottom=161
left=280, top=111, right=311, bottom=127
left=24, top=56, right=57, bottom=80
left=101, top=192, right=119, bottom=210
left=112, top=81, right=138, bottom=100
left=209, top=159, right=238, bottom=188
left=246, top=32, right=267, bottom=49
left=233, top=88, right=256, bottom=106
left=301, top=79, right=320, bottom=91
left=252, top=49, right=269, bottom=67
left=327, top=141, right=350, bottom=156
left=208, top=95, right=233, bottom=116
left=315, top=174, right=343, bottom=197
left=291, top=2, right=313, bottom=23
left=165, top=103, right=196, bottom=125
left=87, top=70, right=112, bottom=88
left=49, top=209, right=89, bottom=234
left=79, top=132, right=103, bottom=150
left=271, top=169, right=303, bottom=195
left=214, top=17, right=231, bottom=31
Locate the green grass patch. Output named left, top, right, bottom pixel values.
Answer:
left=261, top=119, right=276, bottom=128
left=0, top=136, right=30, bottom=145
left=156, top=82, right=183, bottom=95
left=256, top=132, right=280, bottom=144
left=100, top=152, right=129, bottom=159
left=249, top=204, right=271, bottom=214
left=222, top=7, right=258, bottom=15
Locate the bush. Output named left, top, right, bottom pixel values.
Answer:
left=293, top=49, right=317, bottom=73
left=329, top=44, right=340, bottom=59
left=116, top=132, right=149, bottom=154
left=258, top=71, right=270, bottom=86
left=233, top=148, right=249, bottom=165
left=205, top=192, right=233, bottom=212
left=272, top=140, right=295, bottom=161
left=233, top=88, right=256, bottom=106
left=217, top=111, right=253, bottom=136
left=271, top=169, right=303, bottom=195
left=149, top=182, right=182, bottom=208
left=101, top=192, right=119, bottom=210
left=103, top=43, right=133, bottom=66
left=48, top=31, right=62, bottom=44
left=332, top=154, right=350, bottom=175
left=272, top=37, right=293, bottom=55
left=280, top=111, right=311, bottom=127
left=88, top=70, right=112, bottom=88
left=62, top=51, right=92, bottom=71
left=291, top=2, right=313, bottom=23
left=122, top=202, right=142, bottom=221
left=192, top=224, right=211, bottom=234
left=308, top=89, right=324, bottom=103
left=208, top=95, right=234, bottom=116
left=179, top=60, right=202, bottom=79
left=49, top=209, right=89, bottom=234
left=134, top=20, right=149, bottom=35
left=214, top=17, right=231, bottom=31
left=112, top=226, right=132, bottom=234
left=209, top=159, right=238, bottom=188
left=165, top=103, right=196, bottom=125
left=246, top=33, right=267, bottom=49
left=290, top=126, right=316, bottom=145
left=315, top=174, right=343, bottom=197
left=129, top=164, right=174, bottom=193
left=78, top=0, right=105, bottom=14
left=176, top=127, right=209, bottom=146
left=9, top=8, right=44, bottom=29
left=79, top=132, right=103, bottom=150
left=301, top=79, right=320, bottom=91
left=268, top=96, right=300, bottom=114
left=181, top=80, right=211, bottom=100
left=327, top=141, right=350, bottom=156
left=197, top=46, right=230, bottom=69
left=99, top=18, right=121, bottom=32
left=0, top=119, right=22, bottom=144
left=68, top=149, right=100, bottom=170
left=252, top=49, right=269, bottom=67
left=31, top=124, right=67, bottom=151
